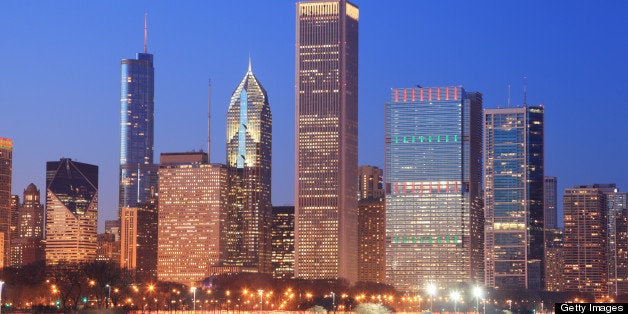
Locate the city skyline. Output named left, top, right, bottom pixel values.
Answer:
left=2, top=1, right=628, bottom=231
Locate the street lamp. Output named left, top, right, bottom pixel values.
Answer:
left=105, top=284, right=111, bottom=309
left=473, top=286, right=483, bottom=314
left=330, top=292, right=336, bottom=314
left=426, top=283, right=437, bottom=313
left=258, top=289, right=264, bottom=311
left=449, top=291, right=461, bottom=314
left=191, top=287, right=197, bottom=312
left=0, top=281, right=5, bottom=314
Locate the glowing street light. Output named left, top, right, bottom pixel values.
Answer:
left=473, top=286, right=483, bottom=314
left=426, top=283, right=437, bottom=313
left=449, top=291, right=461, bottom=314
left=258, top=289, right=264, bottom=311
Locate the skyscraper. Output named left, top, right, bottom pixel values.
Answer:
left=384, top=86, right=483, bottom=292
left=603, top=187, right=627, bottom=298
left=295, top=0, right=359, bottom=282
left=563, top=185, right=608, bottom=300
left=358, top=165, right=384, bottom=201
left=271, top=206, right=295, bottom=279
left=157, top=152, right=226, bottom=285
left=358, top=197, right=385, bottom=283
left=224, top=60, right=272, bottom=273
left=0, top=137, right=12, bottom=268
left=121, top=198, right=158, bottom=281
left=119, top=16, right=157, bottom=213
left=544, top=176, right=558, bottom=229
left=484, top=106, right=545, bottom=290
left=11, top=184, right=45, bottom=266
left=45, top=158, right=98, bottom=265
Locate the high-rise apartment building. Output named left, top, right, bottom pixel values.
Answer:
left=224, top=61, right=272, bottom=273
left=384, top=86, right=483, bottom=292
left=295, top=0, right=359, bottom=282
left=604, top=187, right=627, bottom=298
left=357, top=165, right=385, bottom=283
left=545, top=228, right=564, bottom=292
left=121, top=198, right=158, bottom=281
left=0, top=137, right=13, bottom=267
left=45, top=158, right=98, bottom=265
left=120, top=17, right=157, bottom=213
left=484, top=106, right=544, bottom=290
left=271, top=206, right=295, bottom=279
left=9, top=195, right=19, bottom=266
left=358, top=166, right=384, bottom=200
left=613, top=207, right=628, bottom=298
left=544, top=176, right=558, bottom=229
left=10, top=184, right=45, bottom=266
left=96, top=233, right=118, bottom=262
left=358, top=197, right=385, bottom=283
left=563, top=185, right=608, bottom=300
left=157, top=152, right=226, bottom=285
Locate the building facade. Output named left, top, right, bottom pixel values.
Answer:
left=544, top=176, right=558, bottom=229
left=0, top=137, right=12, bottom=267
left=224, top=61, right=272, bottom=273
left=10, top=184, right=45, bottom=266
left=45, top=158, right=98, bottom=264
left=484, top=106, right=545, bottom=290
left=121, top=198, right=158, bottom=281
left=358, top=197, right=385, bottom=283
left=119, top=25, right=157, bottom=213
left=384, top=86, right=483, bottom=292
left=563, top=186, right=608, bottom=300
left=157, top=152, right=227, bottom=285
left=605, top=188, right=627, bottom=298
left=271, top=206, right=295, bottom=279
left=295, top=0, right=359, bottom=282
left=358, top=166, right=384, bottom=200
left=545, top=228, right=564, bottom=292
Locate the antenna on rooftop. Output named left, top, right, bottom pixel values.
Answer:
left=207, top=79, right=211, bottom=162
left=523, top=76, right=528, bottom=105
left=144, top=13, right=148, bottom=53
left=507, top=84, right=511, bottom=108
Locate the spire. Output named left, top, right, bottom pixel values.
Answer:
left=144, top=13, right=148, bottom=53
left=248, top=54, right=252, bottom=73
left=523, top=76, right=527, bottom=105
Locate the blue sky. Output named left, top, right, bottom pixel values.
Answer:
left=2, top=1, right=627, bottom=230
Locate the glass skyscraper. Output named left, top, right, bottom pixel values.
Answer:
left=119, top=33, right=157, bottom=212
left=484, top=106, right=545, bottom=290
left=384, top=86, right=483, bottom=292
left=295, top=0, right=359, bottom=282
left=224, top=60, right=272, bottom=273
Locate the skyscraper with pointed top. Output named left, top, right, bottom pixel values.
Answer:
left=119, top=15, right=157, bottom=213
left=224, top=59, right=272, bottom=273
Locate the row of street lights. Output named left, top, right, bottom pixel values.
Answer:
left=425, top=283, right=485, bottom=314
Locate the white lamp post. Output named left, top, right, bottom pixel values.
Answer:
left=258, top=289, right=264, bottom=311
left=330, top=292, right=336, bottom=314
left=191, top=287, right=197, bottom=312
left=0, top=281, right=5, bottom=314
left=105, top=284, right=111, bottom=309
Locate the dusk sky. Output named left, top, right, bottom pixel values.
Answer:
left=2, top=1, right=627, bottom=231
